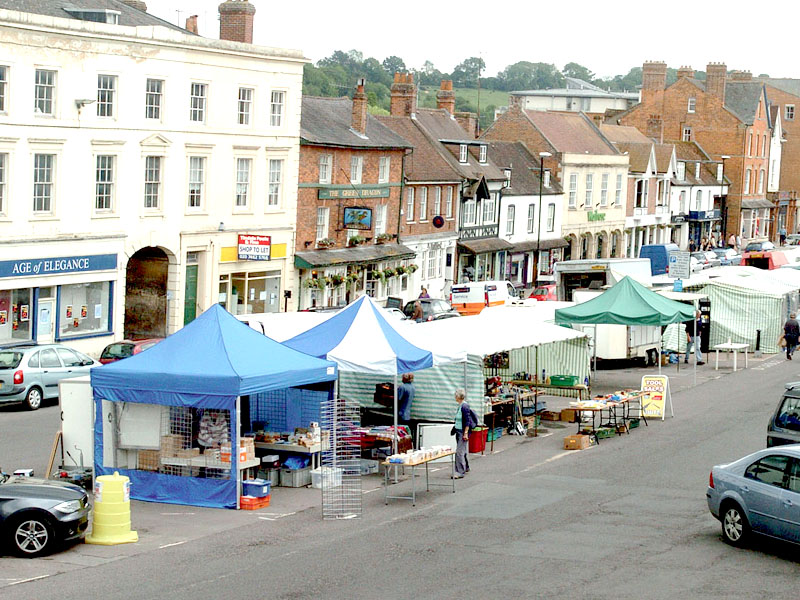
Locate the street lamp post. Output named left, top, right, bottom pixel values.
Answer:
left=534, top=151, right=552, bottom=288
left=719, top=155, right=730, bottom=244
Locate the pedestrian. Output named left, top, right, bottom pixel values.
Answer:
left=397, top=373, right=415, bottom=439
left=780, top=226, right=787, bottom=246
left=685, top=310, right=705, bottom=365
left=728, top=233, right=736, bottom=249
left=411, top=300, right=424, bottom=323
left=689, top=239, right=697, bottom=253
left=784, top=313, right=800, bottom=360
left=451, top=389, right=476, bottom=479
left=419, top=287, right=430, bottom=299
left=737, top=233, right=743, bottom=250
left=700, top=237, right=708, bottom=251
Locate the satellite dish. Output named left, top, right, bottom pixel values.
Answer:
left=432, top=215, right=445, bottom=228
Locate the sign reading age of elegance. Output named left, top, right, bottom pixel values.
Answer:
left=237, top=234, right=271, bottom=261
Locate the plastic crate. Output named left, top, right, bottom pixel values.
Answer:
left=240, top=495, right=271, bottom=510
left=487, top=427, right=504, bottom=442
left=242, top=478, right=271, bottom=498
left=310, top=466, right=342, bottom=489
left=596, top=427, right=615, bottom=439
left=628, top=418, right=640, bottom=429
left=280, top=466, right=311, bottom=488
left=550, top=375, right=580, bottom=387
left=360, top=459, right=380, bottom=475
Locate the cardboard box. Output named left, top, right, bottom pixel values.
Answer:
left=560, top=409, right=578, bottom=423
left=176, top=448, right=200, bottom=458
left=540, top=410, right=561, bottom=421
left=563, top=434, right=591, bottom=450
left=137, top=450, right=160, bottom=470
left=160, top=434, right=184, bottom=457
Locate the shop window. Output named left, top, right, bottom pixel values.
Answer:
left=0, top=289, right=32, bottom=343
left=219, top=271, right=281, bottom=315
left=57, top=282, right=110, bottom=339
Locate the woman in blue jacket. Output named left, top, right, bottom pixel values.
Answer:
left=452, top=389, right=476, bottom=479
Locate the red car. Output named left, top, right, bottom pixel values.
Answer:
left=98, top=339, right=162, bottom=364
left=529, top=284, right=557, bottom=301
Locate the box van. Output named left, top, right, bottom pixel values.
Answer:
left=449, top=280, right=519, bottom=316
left=554, top=258, right=652, bottom=301
left=639, top=243, right=680, bottom=275
left=767, top=382, right=800, bottom=447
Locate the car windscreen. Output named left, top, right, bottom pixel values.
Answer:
left=532, top=289, right=548, bottom=296
left=100, top=343, right=134, bottom=360
left=0, top=351, right=23, bottom=369
left=776, top=395, right=800, bottom=431
left=430, top=300, right=452, bottom=312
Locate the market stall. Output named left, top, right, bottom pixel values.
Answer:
left=90, top=304, right=337, bottom=509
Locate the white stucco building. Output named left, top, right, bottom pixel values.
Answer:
left=0, top=1, right=305, bottom=355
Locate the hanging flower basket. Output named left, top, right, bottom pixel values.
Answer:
left=305, top=278, right=324, bottom=289
left=395, top=265, right=408, bottom=276
left=382, top=268, right=396, bottom=279
left=407, top=263, right=419, bottom=273
left=347, top=235, right=366, bottom=247
left=345, top=273, right=360, bottom=286
left=317, top=238, right=336, bottom=249
left=374, top=270, right=386, bottom=282
left=375, top=233, right=393, bottom=245
left=329, top=274, right=345, bottom=287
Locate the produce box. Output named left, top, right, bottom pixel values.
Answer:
left=563, top=434, right=591, bottom=450
left=176, top=448, right=200, bottom=458
left=629, top=418, right=640, bottom=429
left=360, top=459, right=380, bottom=475
left=240, top=495, right=271, bottom=510
left=137, top=450, right=160, bottom=471
left=540, top=410, right=561, bottom=421
left=560, top=408, right=578, bottom=423
left=487, top=427, right=503, bottom=442
left=280, top=466, right=311, bottom=488
left=596, top=427, right=615, bottom=439
left=550, top=375, right=580, bottom=387
left=160, top=434, right=184, bottom=457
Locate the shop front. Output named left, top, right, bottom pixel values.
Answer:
left=456, top=238, right=513, bottom=284
left=687, top=209, right=721, bottom=249
left=505, top=239, right=568, bottom=287
left=740, top=199, right=774, bottom=241
left=0, top=253, right=118, bottom=352
left=294, top=243, right=417, bottom=310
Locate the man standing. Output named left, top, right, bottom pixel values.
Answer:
left=785, top=313, right=800, bottom=360
left=397, top=373, right=415, bottom=438
left=685, top=310, right=705, bottom=365
left=452, top=389, right=476, bottom=479
left=780, top=226, right=788, bottom=246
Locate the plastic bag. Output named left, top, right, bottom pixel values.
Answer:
left=780, top=335, right=787, bottom=348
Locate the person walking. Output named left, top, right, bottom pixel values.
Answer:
left=728, top=233, right=736, bottom=249
left=685, top=310, right=705, bottom=365
left=451, top=389, right=476, bottom=479
left=784, top=313, right=800, bottom=360
left=780, top=226, right=788, bottom=246
left=397, top=373, right=415, bottom=441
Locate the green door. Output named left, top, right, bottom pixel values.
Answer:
left=184, top=264, right=198, bottom=325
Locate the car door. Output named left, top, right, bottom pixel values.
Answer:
left=56, top=347, right=91, bottom=379
left=742, top=455, right=790, bottom=536
left=779, top=457, right=800, bottom=542
left=37, top=347, right=66, bottom=399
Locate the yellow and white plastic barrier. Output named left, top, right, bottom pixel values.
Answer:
left=86, top=471, right=138, bottom=545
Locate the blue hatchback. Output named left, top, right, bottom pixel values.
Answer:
left=707, top=445, right=800, bottom=547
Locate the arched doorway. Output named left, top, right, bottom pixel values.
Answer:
left=580, top=233, right=592, bottom=259
left=125, top=247, right=169, bottom=339
left=564, top=234, right=577, bottom=261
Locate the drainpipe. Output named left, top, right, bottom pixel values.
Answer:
left=398, top=148, right=412, bottom=246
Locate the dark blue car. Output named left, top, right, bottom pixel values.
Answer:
left=707, top=445, right=800, bottom=547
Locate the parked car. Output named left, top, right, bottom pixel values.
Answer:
left=767, top=382, right=800, bottom=447
left=691, top=252, right=715, bottom=269
left=529, top=284, right=557, bottom=301
left=706, top=445, right=800, bottom=547
left=744, top=240, right=776, bottom=252
left=99, top=338, right=162, bottom=364
left=785, top=234, right=800, bottom=246
left=701, top=250, right=721, bottom=268
left=0, top=342, right=99, bottom=410
left=0, top=470, right=90, bottom=557
left=690, top=256, right=704, bottom=273
left=712, top=247, right=742, bottom=266
left=402, top=298, right=460, bottom=322
left=382, top=307, right=406, bottom=322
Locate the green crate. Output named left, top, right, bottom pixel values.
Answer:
left=596, top=427, right=615, bottom=439
left=628, top=418, right=640, bottom=429
left=550, top=375, right=580, bottom=387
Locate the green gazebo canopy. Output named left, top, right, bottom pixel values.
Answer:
left=555, top=276, right=695, bottom=326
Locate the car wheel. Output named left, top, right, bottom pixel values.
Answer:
left=24, top=387, right=43, bottom=411
left=9, top=513, right=54, bottom=557
left=721, top=502, right=750, bottom=547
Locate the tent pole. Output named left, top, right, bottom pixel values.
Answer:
left=658, top=334, right=662, bottom=375
left=393, top=373, right=398, bottom=484
left=693, top=303, right=697, bottom=387
left=235, top=396, right=241, bottom=510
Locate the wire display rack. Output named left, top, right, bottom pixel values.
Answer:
left=320, top=397, right=362, bottom=520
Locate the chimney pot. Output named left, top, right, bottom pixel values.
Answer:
left=437, top=80, right=456, bottom=115
left=218, top=0, right=256, bottom=44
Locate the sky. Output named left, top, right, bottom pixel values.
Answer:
left=148, top=0, right=800, bottom=81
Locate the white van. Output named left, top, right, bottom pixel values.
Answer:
left=449, top=280, right=519, bottom=316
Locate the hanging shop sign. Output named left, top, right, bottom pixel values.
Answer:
left=640, top=375, right=673, bottom=420
left=318, top=186, right=390, bottom=200
left=0, top=254, right=117, bottom=279
left=342, top=207, right=373, bottom=231
left=237, top=235, right=271, bottom=261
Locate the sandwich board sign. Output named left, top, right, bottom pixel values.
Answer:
left=640, top=375, right=673, bottom=420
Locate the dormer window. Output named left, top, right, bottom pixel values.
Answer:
left=64, top=8, right=120, bottom=24
left=459, top=144, right=468, bottom=163
left=479, top=145, right=487, bottom=163
left=504, top=169, right=511, bottom=186
left=677, top=162, right=685, bottom=181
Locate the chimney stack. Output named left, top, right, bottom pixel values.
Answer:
left=185, top=15, right=198, bottom=34
left=641, top=61, right=667, bottom=101
left=436, top=80, right=456, bottom=115
left=352, top=79, right=368, bottom=135
left=119, top=0, right=147, bottom=11
left=455, top=112, right=479, bottom=139
left=705, top=62, right=728, bottom=104
left=676, top=65, right=695, bottom=79
left=390, top=72, right=417, bottom=118
left=218, top=0, right=255, bottom=44
left=730, top=70, right=752, bottom=82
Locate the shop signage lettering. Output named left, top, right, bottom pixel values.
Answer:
left=238, top=234, right=271, bottom=261
left=318, top=186, right=390, bottom=199
left=0, top=254, right=117, bottom=279
left=587, top=211, right=606, bottom=222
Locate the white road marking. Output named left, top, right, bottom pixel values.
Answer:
left=160, top=512, right=196, bottom=516
left=517, top=450, right=574, bottom=473
left=159, top=541, right=187, bottom=549
left=9, top=575, right=50, bottom=586
left=362, top=488, right=379, bottom=494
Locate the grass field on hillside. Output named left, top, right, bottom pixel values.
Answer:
left=418, top=86, right=509, bottom=110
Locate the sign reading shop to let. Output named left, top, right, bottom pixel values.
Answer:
left=0, top=254, right=117, bottom=279
left=318, top=185, right=390, bottom=200
left=238, top=234, right=271, bottom=261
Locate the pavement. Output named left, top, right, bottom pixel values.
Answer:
left=0, top=349, right=783, bottom=589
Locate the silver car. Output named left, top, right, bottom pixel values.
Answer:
left=707, top=445, right=800, bottom=547
left=0, top=342, right=99, bottom=410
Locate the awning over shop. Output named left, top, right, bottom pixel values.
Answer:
left=509, top=238, right=569, bottom=253
left=457, top=238, right=514, bottom=254
left=294, top=242, right=416, bottom=269
left=741, top=198, right=774, bottom=209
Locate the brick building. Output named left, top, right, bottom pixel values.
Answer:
left=482, top=107, right=629, bottom=260
left=294, top=84, right=413, bottom=310
left=613, top=62, right=773, bottom=243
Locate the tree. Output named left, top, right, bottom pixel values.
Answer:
left=416, top=60, right=445, bottom=87
left=497, top=61, right=563, bottom=91
left=562, top=62, right=595, bottom=82
left=451, top=56, right=485, bottom=89
left=382, top=55, right=406, bottom=76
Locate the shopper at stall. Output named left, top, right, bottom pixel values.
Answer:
left=685, top=310, right=705, bottom=365
left=728, top=233, right=736, bottom=249
left=451, top=389, right=476, bottom=479
left=411, top=300, right=424, bottom=323
left=397, top=373, right=415, bottom=438
left=784, top=313, right=800, bottom=360
left=197, top=409, right=229, bottom=452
